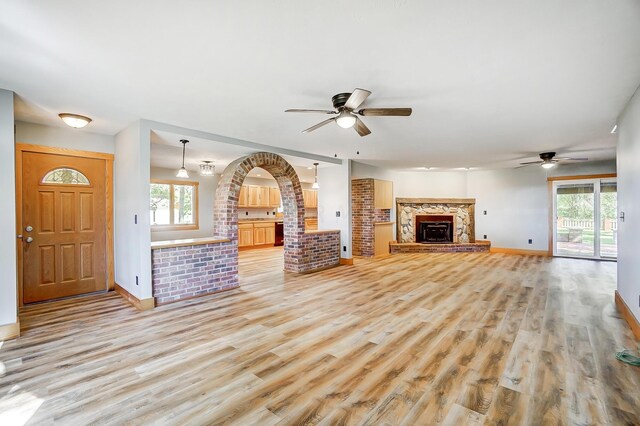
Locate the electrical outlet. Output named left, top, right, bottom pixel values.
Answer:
left=484, top=234, right=487, bottom=239
left=528, top=239, right=533, bottom=244
left=245, top=211, right=248, bottom=216
left=134, top=214, right=138, bottom=224
left=483, top=210, right=487, bottom=215
left=135, top=275, right=139, bottom=286
left=343, top=246, right=347, bottom=252
left=336, top=211, right=341, bottom=217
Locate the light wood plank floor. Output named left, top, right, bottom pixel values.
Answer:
left=2, top=248, right=639, bottom=425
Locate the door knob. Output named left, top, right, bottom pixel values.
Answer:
left=25, top=237, right=33, bottom=243
left=25, top=225, right=33, bottom=232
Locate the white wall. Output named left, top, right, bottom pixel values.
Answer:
left=15, top=121, right=114, bottom=153
left=617, top=87, right=640, bottom=323
left=318, top=161, right=352, bottom=258
left=150, top=167, right=218, bottom=242
left=0, top=89, right=17, bottom=328
left=352, top=159, right=616, bottom=250
left=114, top=122, right=152, bottom=299
left=469, top=160, right=617, bottom=250
left=468, top=167, right=549, bottom=250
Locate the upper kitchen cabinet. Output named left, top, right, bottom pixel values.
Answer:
left=374, top=179, right=393, bottom=209
left=269, top=187, right=281, bottom=207
left=239, top=185, right=249, bottom=207
left=303, top=189, right=318, bottom=208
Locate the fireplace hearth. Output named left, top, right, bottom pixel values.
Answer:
left=418, top=221, right=453, bottom=243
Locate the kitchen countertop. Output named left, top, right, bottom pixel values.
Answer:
left=238, top=218, right=318, bottom=223
left=239, top=218, right=282, bottom=223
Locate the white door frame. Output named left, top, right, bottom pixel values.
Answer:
left=552, top=177, right=617, bottom=260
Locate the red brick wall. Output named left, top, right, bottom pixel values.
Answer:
left=352, top=178, right=391, bottom=257
left=152, top=241, right=238, bottom=304
left=297, top=231, right=341, bottom=272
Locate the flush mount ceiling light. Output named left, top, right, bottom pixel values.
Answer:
left=541, top=160, right=555, bottom=169
left=312, top=162, right=319, bottom=189
left=59, top=113, right=92, bottom=128
left=176, top=139, right=189, bottom=178
left=199, top=161, right=215, bottom=176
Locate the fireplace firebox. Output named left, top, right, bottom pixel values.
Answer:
left=418, top=221, right=453, bottom=243
left=414, top=214, right=455, bottom=244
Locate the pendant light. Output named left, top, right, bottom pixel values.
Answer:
left=200, top=161, right=215, bottom=176
left=312, top=162, right=319, bottom=189
left=176, top=139, right=189, bottom=178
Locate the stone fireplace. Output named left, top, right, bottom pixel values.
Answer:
left=392, top=197, right=490, bottom=253
left=397, top=198, right=476, bottom=244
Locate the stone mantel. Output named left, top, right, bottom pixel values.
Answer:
left=396, top=198, right=476, bottom=244
left=396, top=197, right=476, bottom=205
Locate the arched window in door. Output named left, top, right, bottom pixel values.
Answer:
left=41, top=168, right=90, bottom=185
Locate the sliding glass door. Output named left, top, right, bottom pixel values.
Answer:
left=553, top=178, right=617, bottom=259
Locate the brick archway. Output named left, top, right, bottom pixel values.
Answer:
left=214, top=152, right=307, bottom=272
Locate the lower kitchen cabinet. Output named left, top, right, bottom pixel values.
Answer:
left=239, top=221, right=277, bottom=249
left=239, top=223, right=254, bottom=247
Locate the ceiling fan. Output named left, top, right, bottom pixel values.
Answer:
left=285, top=88, right=412, bottom=137
left=519, top=152, right=588, bottom=169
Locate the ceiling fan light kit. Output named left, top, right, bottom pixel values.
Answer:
left=286, top=88, right=412, bottom=137
left=336, top=111, right=356, bottom=128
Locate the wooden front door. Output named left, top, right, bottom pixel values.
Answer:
left=22, top=151, right=108, bottom=303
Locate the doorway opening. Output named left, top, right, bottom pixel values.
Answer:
left=552, top=177, right=617, bottom=260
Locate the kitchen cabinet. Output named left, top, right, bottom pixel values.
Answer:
left=259, top=186, right=270, bottom=207
left=265, top=226, right=275, bottom=244
left=374, top=179, right=393, bottom=209
left=305, top=218, right=318, bottom=231
left=239, top=186, right=249, bottom=207
left=253, top=227, right=266, bottom=245
left=238, top=221, right=278, bottom=249
left=239, top=185, right=281, bottom=208
left=374, top=222, right=394, bottom=256
left=248, top=186, right=261, bottom=207
left=239, top=223, right=254, bottom=247
left=303, top=189, right=318, bottom=208
left=269, top=187, right=281, bottom=207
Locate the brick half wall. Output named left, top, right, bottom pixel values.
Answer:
left=293, top=230, right=341, bottom=273
left=152, top=241, right=238, bottom=304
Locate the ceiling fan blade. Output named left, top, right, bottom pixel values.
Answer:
left=354, top=117, right=371, bottom=137
left=556, top=157, right=589, bottom=161
left=515, top=163, right=540, bottom=169
left=345, top=88, right=371, bottom=110
left=302, top=117, right=336, bottom=133
left=358, top=108, right=412, bottom=116
left=285, top=109, right=337, bottom=114
left=519, top=161, right=543, bottom=165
